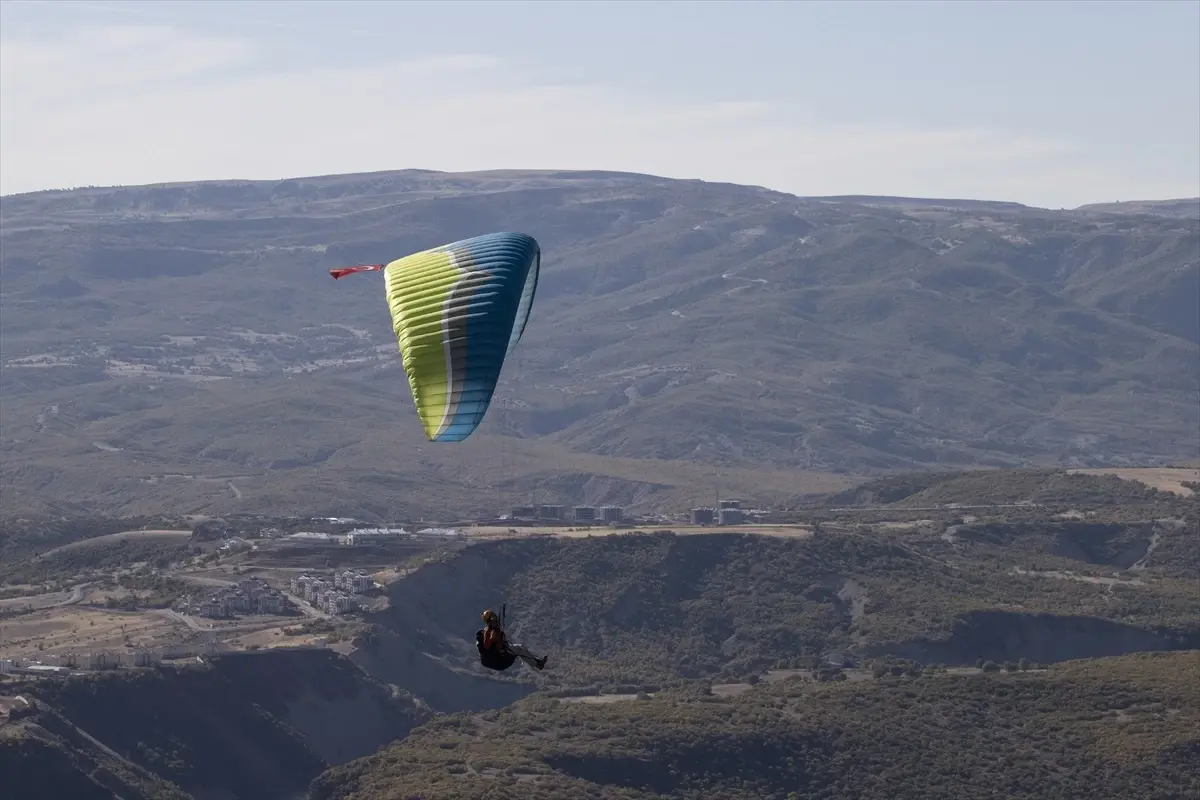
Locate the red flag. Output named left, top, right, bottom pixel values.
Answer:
left=330, top=264, right=384, bottom=280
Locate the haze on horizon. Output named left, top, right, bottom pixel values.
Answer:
left=1, top=0, right=1197, bottom=208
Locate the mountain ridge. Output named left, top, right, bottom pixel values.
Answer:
left=1, top=168, right=1196, bottom=518
left=3, top=166, right=1194, bottom=214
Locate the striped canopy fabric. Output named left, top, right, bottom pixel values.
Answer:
left=380, top=232, right=540, bottom=442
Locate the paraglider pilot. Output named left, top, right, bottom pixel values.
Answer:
left=477, top=608, right=547, bottom=671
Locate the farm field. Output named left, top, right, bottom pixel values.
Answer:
left=1067, top=467, right=1199, bottom=496
left=0, top=605, right=186, bottom=659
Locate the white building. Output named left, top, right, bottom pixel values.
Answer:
left=131, top=650, right=159, bottom=667
left=21, top=664, right=68, bottom=675
left=288, top=532, right=337, bottom=543
left=86, top=652, right=118, bottom=670
left=48, top=653, right=78, bottom=668
left=328, top=594, right=358, bottom=614
left=306, top=579, right=328, bottom=602
left=344, top=526, right=408, bottom=546
left=258, top=594, right=284, bottom=614
left=416, top=527, right=465, bottom=539
left=332, top=570, right=375, bottom=593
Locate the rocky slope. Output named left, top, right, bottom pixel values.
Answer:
left=1, top=649, right=429, bottom=800
left=1, top=170, right=1196, bottom=517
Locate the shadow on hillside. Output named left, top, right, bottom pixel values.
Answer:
left=348, top=629, right=536, bottom=713
left=869, top=610, right=1200, bottom=666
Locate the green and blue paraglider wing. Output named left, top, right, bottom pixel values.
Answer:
left=330, top=232, right=540, bottom=442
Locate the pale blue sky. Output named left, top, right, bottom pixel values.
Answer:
left=1, top=0, right=1197, bottom=206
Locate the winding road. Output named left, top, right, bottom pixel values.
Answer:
left=43, top=583, right=90, bottom=608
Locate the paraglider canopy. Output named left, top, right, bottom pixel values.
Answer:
left=329, top=232, right=541, bottom=443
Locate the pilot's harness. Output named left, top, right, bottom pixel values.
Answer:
left=476, top=603, right=516, bottom=671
